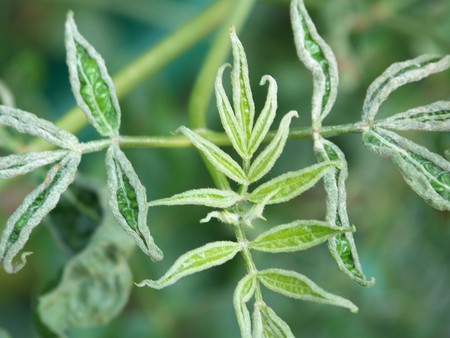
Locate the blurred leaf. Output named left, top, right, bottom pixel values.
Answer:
left=233, top=274, right=256, bottom=338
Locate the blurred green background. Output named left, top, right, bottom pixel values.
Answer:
left=0, top=0, right=449, bottom=337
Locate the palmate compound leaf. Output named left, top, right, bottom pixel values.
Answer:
left=0, top=106, right=79, bottom=149
left=179, top=126, right=247, bottom=184
left=0, top=150, right=67, bottom=180
left=234, top=274, right=256, bottom=338
left=363, top=127, right=450, bottom=211
left=258, top=269, right=358, bottom=313
left=0, top=152, right=81, bottom=273
left=252, top=303, right=294, bottom=338
left=362, top=54, right=450, bottom=122
left=249, top=219, right=353, bottom=253
left=105, top=144, right=162, bottom=261
left=248, top=161, right=338, bottom=205
left=314, top=137, right=375, bottom=287
left=136, top=241, right=242, bottom=289
left=65, top=12, right=121, bottom=138
left=290, top=0, right=339, bottom=127
left=148, top=188, right=242, bottom=208
left=37, top=214, right=134, bottom=337
left=375, top=101, right=450, bottom=132
left=247, top=111, right=298, bottom=183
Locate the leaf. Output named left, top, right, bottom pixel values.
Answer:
left=65, top=12, right=121, bottom=137
left=258, top=269, right=358, bottom=313
left=253, top=303, right=295, bottom=338
left=362, top=54, right=450, bottom=121
left=247, top=75, right=278, bottom=157
left=249, top=219, right=353, bottom=254
left=200, top=210, right=240, bottom=225
left=290, top=0, right=339, bottom=126
left=375, top=101, right=450, bottom=132
left=0, top=327, right=12, bottom=338
left=363, top=127, right=450, bottom=211
left=233, top=274, right=256, bottom=338
left=0, top=106, right=78, bottom=149
left=215, top=64, right=246, bottom=159
left=105, top=144, right=163, bottom=261
left=0, top=152, right=81, bottom=273
left=248, top=161, right=337, bottom=205
left=179, top=126, right=247, bottom=184
left=148, top=188, right=242, bottom=208
left=230, top=26, right=255, bottom=143
left=136, top=241, right=241, bottom=289
left=0, top=80, right=15, bottom=107
left=314, top=137, right=374, bottom=287
left=37, top=215, right=134, bottom=337
left=247, top=111, right=298, bottom=183
left=0, top=150, right=67, bottom=180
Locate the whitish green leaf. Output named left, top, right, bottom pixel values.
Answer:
left=241, top=189, right=280, bottom=228
left=136, top=241, right=241, bottom=289
left=0, top=150, right=67, bottom=180
left=249, top=161, right=337, bottom=205
left=249, top=220, right=352, bottom=254
left=376, top=101, right=450, bottom=132
left=230, top=26, right=255, bottom=143
left=363, top=54, right=450, bottom=122
left=105, top=144, right=162, bottom=261
left=248, top=111, right=298, bottom=183
left=200, top=210, right=240, bottom=225
left=253, top=303, right=294, bottom=338
left=0, top=327, right=12, bottom=338
left=179, top=126, right=247, bottom=184
left=0, top=153, right=81, bottom=273
left=363, top=127, right=450, bottom=211
left=248, top=75, right=278, bottom=157
left=234, top=274, right=256, bottom=338
left=215, top=64, right=246, bottom=159
left=0, top=106, right=78, bottom=149
left=290, top=0, right=339, bottom=127
left=148, top=188, right=242, bottom=208
left=258, top=269, right=358, bottom=313
left=314, top=137, right=374, bottom=287
left=37, top=215, right=134, bottom=337
left=0, top=80, right=15, bottom=107
left=65, top=12, right=121, bottom=137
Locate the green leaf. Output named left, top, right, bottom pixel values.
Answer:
left=136, top=241, right=241, bottom=289
left=233, top=274, right=256, bottom=338
left=37, top=215, right=134, bottom=337
left=230, top=26, right=255, bottom=143
left=375, top=101, right=450, bottom=132
left=247, top=75, right=278, bottom=157
left=314, top=137, right=374, bottom=287
left=248, top=161, right=337, bottom=205
left=248, top=111, right=298, bottom=183
left=0, top=80, right=15, bottom=107
left=363, top=127, right=450, bottom=211
left=0, top=327, right=12, bottom=338
left=200, top=210, right=240, bottom=225
left=258, top=269, right=358, bottom=313
left=65, top=12, right=121, bottom=137
left=148, top=188, right=242, bottom=208
left=0, top=150, right=67, bottom=180
left=215, top=64, right=246, bottom=159
left=252, top=303, right=295, bottom=338
left=363, top=54, right=450, bottom=122
left=249, top=219, right=353, bottom=253
left=290, top=0, right=339, bottom=127
left=0, top=106, right=78, bottom=149
left=0, top=152, right=81, bottom=273
left=179, top=126, right=247, bottom=184
left=105, top=144, right=163, bottom=261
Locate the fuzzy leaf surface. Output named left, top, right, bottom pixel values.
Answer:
left=249, top=219, right=352, bottom=253
left=363, top=54, right=450, bottom=121
left=290, top=0, right=339, bottom=126
left=105, top=145, right=162, bottom=261
left=234, top=274, right=256, bottom=338
left=363, top=127, right=450, bottom=211
left=252, top=303, right=294, bottom=338
left=0, top=153, right=80, bottom=273
left=65, top=12, right=121, bottom=137
left=258, top=269, right=358, bottom=313
left=148, top=188, right=241, bottom=208
left=136, top=241, right=241, bottom=289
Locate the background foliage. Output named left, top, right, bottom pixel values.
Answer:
left=0, top=0, right=449, bottom=337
